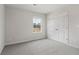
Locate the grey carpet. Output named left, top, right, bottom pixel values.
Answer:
left=1, top=39, right=79, bottom=55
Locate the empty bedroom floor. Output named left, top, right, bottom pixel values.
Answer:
left=1, top=39, right=79, bottom=55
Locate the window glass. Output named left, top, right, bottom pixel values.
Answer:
left=33, top=17, right=42, bottom=33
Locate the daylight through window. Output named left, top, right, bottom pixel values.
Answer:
left=33, top=17, right=42, bottom=33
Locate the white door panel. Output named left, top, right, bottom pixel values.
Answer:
left=47, top=13, right=68, bottom=44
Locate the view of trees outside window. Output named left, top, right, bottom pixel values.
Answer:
left=33, top=17, right=42, bottom=32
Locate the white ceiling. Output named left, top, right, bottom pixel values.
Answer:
left=5, top=4, right=68, bottom=14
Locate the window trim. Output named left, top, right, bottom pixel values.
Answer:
left=32, top=16, right=42, bottom=33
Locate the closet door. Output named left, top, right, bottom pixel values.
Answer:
left=47, top=13, right=68, bottom=44
left=57, top=14, right=68, bottom=44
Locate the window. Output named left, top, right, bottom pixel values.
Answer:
left=33, top=17, right=42, bottom=33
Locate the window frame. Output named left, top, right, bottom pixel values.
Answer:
left=32, top=16, right=42, bottom=33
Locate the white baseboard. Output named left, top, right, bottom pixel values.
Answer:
left=5, top=36, right=46, bottom=46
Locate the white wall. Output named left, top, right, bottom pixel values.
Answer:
left=47, top=7, right=69, bottom=45
left=0, top=5, right=5, bottom=54
left=5, top=6, right=46, bottom=45
left=68, top=5, right=79, bottom=48
left=47, top=5, right=79, bottom=48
